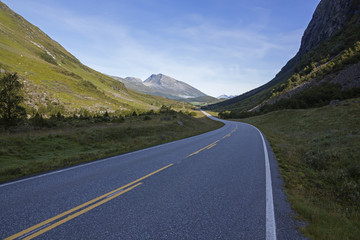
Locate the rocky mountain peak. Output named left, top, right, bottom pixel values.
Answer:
left=142, top=73, right=207, bottom=98
left=144, top=74, right=172, bottom=86
left=298, top=0, right=360, bottom=57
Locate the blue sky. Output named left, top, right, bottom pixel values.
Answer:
left=3, top=0, right=320, bottom=97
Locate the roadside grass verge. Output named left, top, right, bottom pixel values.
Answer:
left=238, top=98, right=360, bottom=240
left=0, top=111, right=223, bottom=183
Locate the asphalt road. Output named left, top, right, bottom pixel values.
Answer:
left=0, top=113, right=306, bottom=239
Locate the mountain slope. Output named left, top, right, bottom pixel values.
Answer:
left=207, top=0, right=360, bottom=112
left=0, top=1, right=185, bottom=114
left=111, top=76, right=157, bottom=95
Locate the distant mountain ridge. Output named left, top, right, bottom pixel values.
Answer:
left=113, top=74, right=208, bottom=100
left=217, top=95, right=236, bottom=100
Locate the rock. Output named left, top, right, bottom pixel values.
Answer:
left=329, top=99, right=340, bottom=106
left=298, top=0, right=360, bottom=57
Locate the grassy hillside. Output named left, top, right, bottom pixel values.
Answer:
left=181, top=95, right=221, bottom=106
left=239, top=99, right=360, bottom=239
left=0, top=110, right=223, bottom=183
left=268, top=15, right=360, bottom=105
left=0, top=2, right=189, bottom=115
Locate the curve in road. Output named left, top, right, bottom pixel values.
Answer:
left=0, top=112, right=306, bottom=239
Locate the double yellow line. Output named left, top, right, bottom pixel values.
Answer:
left=222, top=125, right=238, bottom=139
left=187, top=124, right=238, bottom=157
left=6, top=164, right=173, bottom=240
left=187, top=140, right=220, bottom=157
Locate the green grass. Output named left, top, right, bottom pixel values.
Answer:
left=238, top=99, right=360, bottom=239
left=0, top=111, right=223, bottom=183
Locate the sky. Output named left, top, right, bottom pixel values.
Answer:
left=3, top=0, right=320, bottom=97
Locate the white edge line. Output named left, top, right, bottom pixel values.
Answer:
left=201, top=110, right=277, bottom=239
left=255, top=126, right=277, bottom=240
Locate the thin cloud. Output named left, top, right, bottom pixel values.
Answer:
left=5, top=0, right=305, bottom=96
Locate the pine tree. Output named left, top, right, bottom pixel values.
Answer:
left=0, top=73, right=26, bottom=125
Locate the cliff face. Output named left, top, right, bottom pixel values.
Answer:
left=298, top=0, right=360, bottom=57
left=207, top=0, right=360, bottom=112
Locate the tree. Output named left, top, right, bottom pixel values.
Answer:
left=0, top=73, right=26, bottom=125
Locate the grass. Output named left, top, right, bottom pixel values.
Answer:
left=238, top=98, right=360, bottom=239
left=0, top=111, right=223, bottom=183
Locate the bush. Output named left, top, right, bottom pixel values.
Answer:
left=0, top=73, right=26, bottom=126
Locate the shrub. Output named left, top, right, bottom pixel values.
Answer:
left=0, top=73, right=26, bottom=126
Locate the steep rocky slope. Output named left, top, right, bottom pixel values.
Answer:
left=299, top=0, right=360, bottom=56
left=207, top=0, right=360, bottom=112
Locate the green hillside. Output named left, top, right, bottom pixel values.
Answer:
left=181, top=95, right=221, bottom=106
left=0, top=2, right=188, bottom=115
left=206, top=2, right=360, bottom=114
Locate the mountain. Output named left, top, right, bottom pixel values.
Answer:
left=298, top=0, right=360, bottom=57
left=111, top=76, right=155, bottom=95
left=143, top=74, right=207, bottom=99
left=113, top=73, right=208, bottom=100
left=207, top=0, right=360, bottom=112
left=0, top=1, right=186, bottom=115
left=217, top=95, right=236, bottom=100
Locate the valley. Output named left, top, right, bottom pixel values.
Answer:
left=1, top=0, right=360, bottom=239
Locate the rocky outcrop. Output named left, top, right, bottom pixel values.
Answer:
left=298, top=0, right=360, bottom=57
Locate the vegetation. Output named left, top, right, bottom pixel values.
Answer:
left=0, top=73, right=26, bottom=125
left=217, top=82, right=360, bottom=119
left=239, top=99, right=360, bottom=239
left=261, top=83, right=360, bottom=113
left=0, top=109, right=223, bottom=183
left=181, top=95, right=221, bottom=106
left=271, top=41, right=360, bottom=99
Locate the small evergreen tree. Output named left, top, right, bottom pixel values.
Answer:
left=0, top=73, right=26, bottom=125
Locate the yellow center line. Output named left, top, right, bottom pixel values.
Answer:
left=23, top=183, right=142, bottom=240
left=6, top=164, right=173, bottom=240
left=188, top=125, right=238, bottom=157
left=206, top=143, right=216, bottom=149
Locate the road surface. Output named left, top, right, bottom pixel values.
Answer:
left=0, top=113, right=306, bottom=239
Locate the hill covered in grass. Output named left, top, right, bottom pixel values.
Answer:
left=0, top=1, right=189, bottom=116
